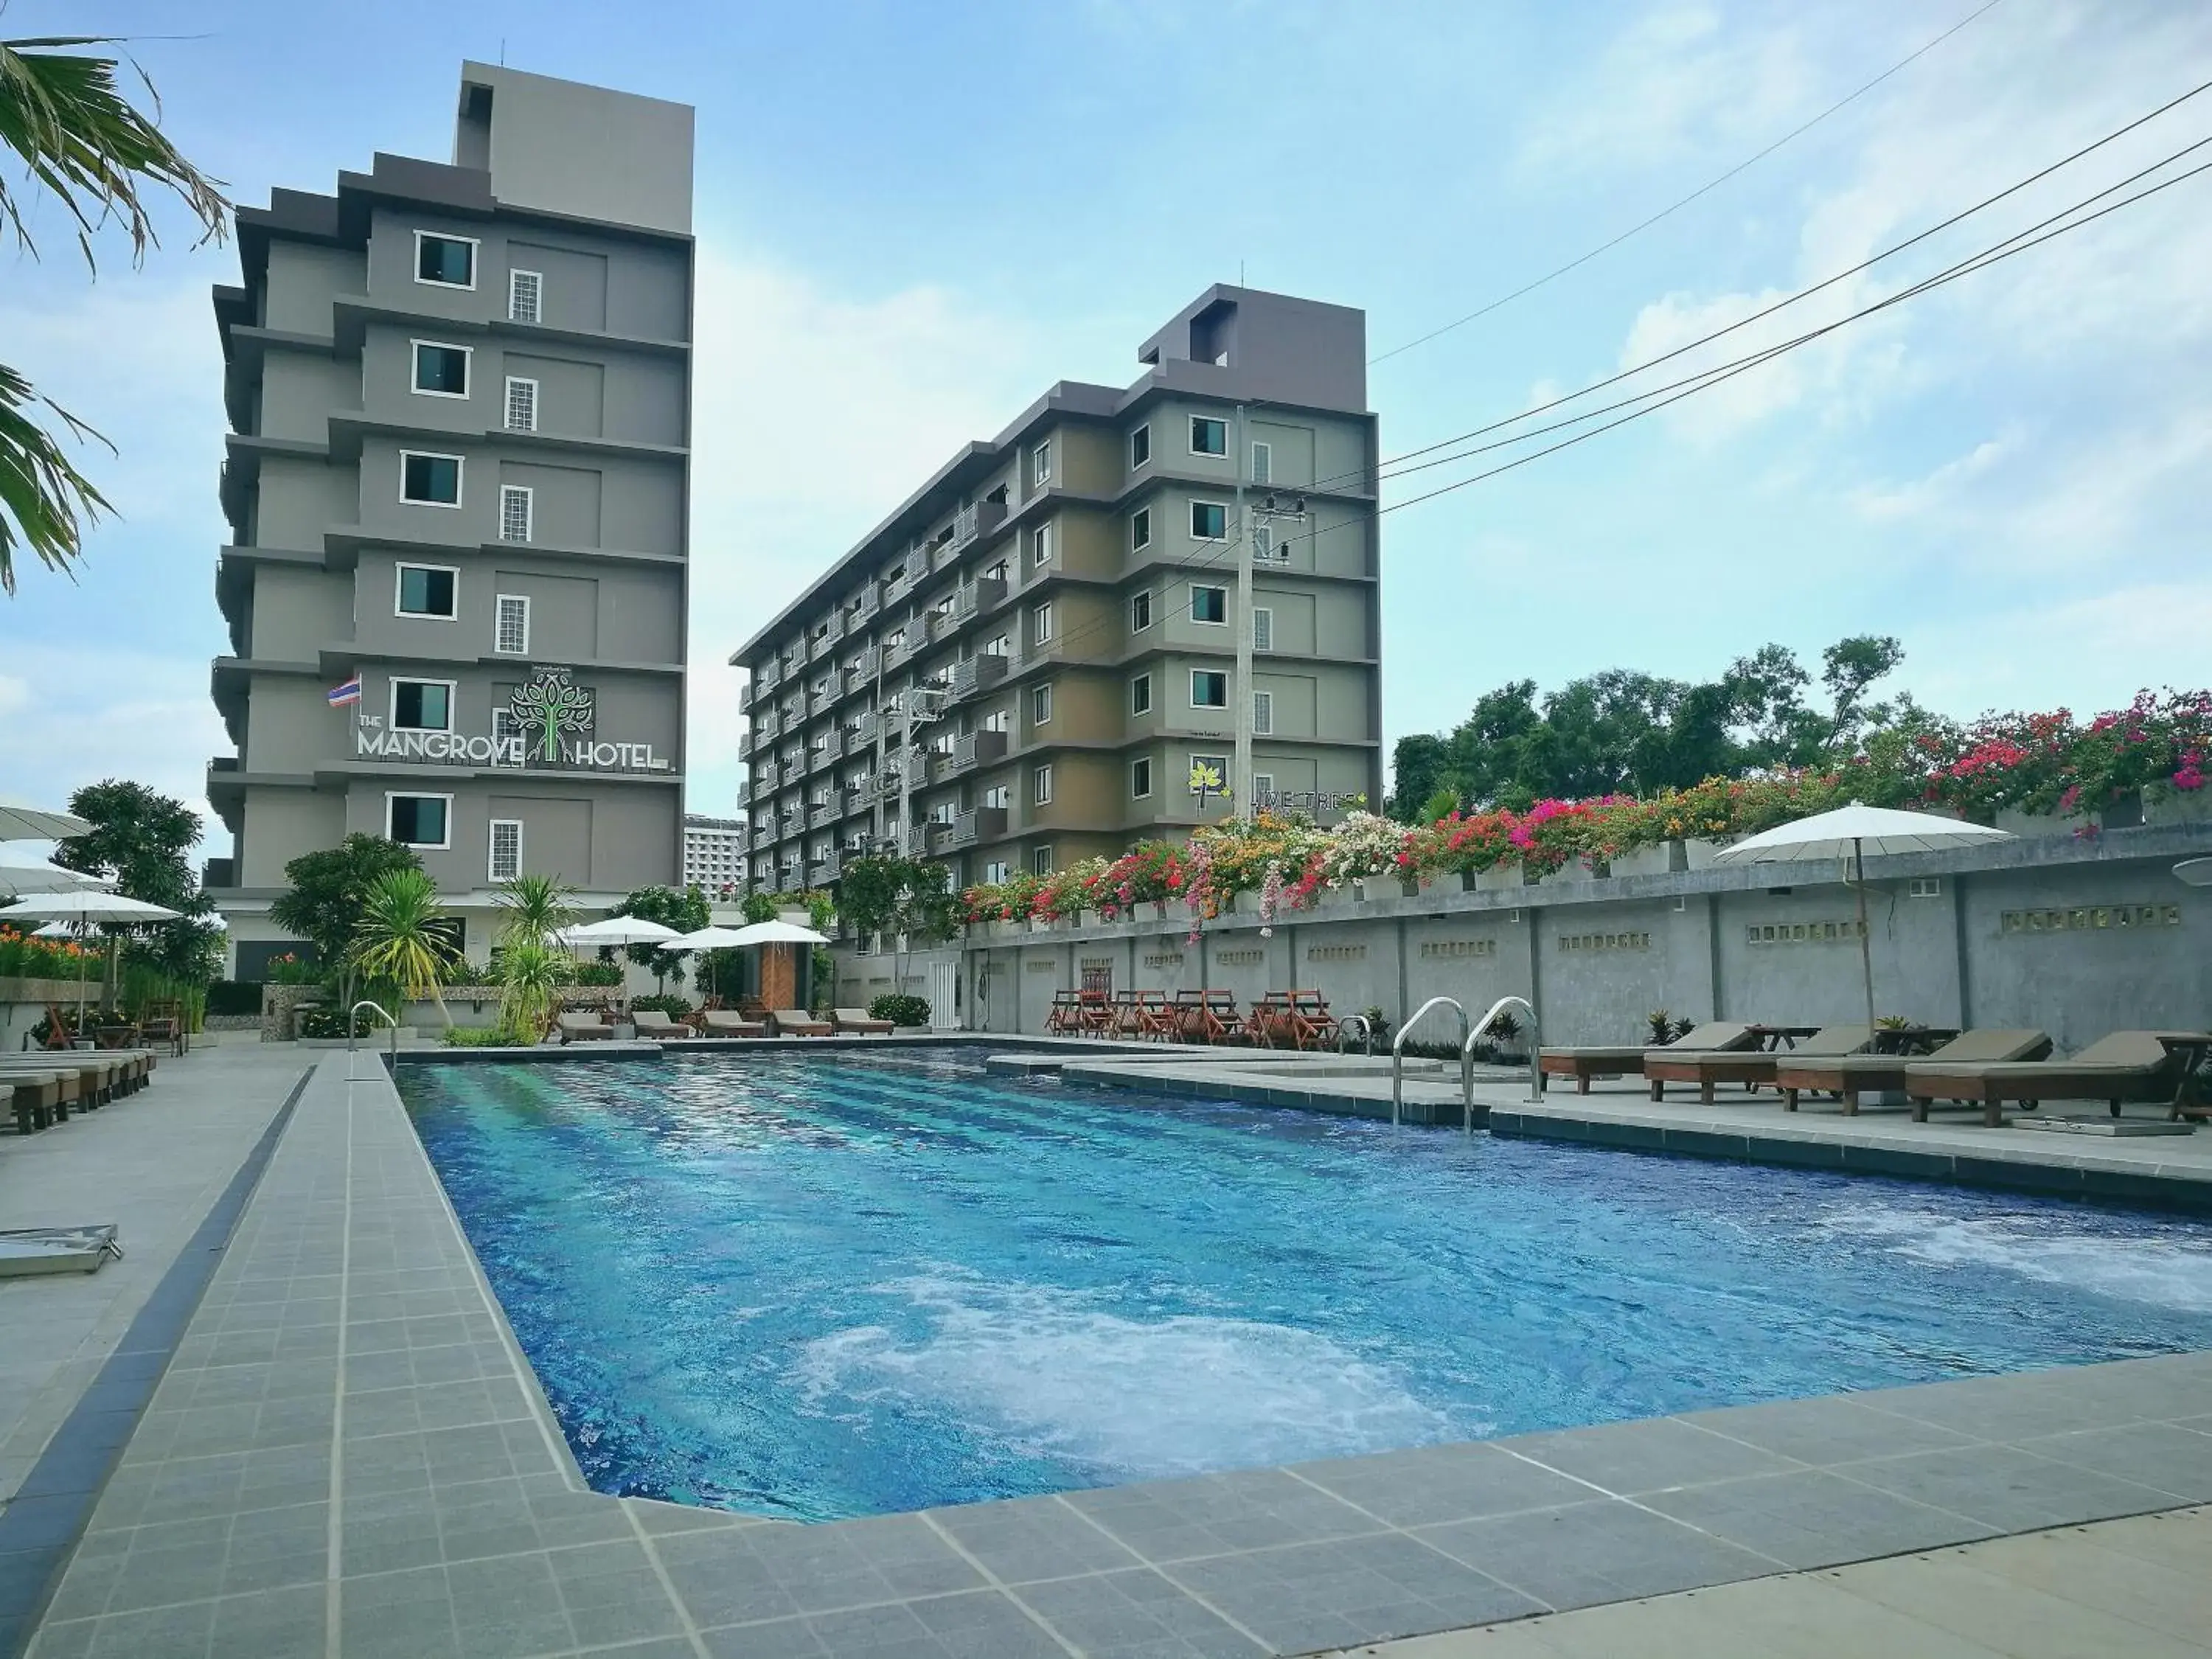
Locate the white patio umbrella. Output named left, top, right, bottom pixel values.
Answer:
left=0, top=799, right=91, bottom=841
left=723, top=919, right=830, bottom=947
left=554, top=916, right=681, bottom=947
left=664, top=926, right=756, bottom=952
left=0, top=890, right=183, bottom=1029
left=1712, top=801, right=2010, bottom=1032
left=0, top=860, right=109, bottom=895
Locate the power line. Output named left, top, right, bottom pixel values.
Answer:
left=1368, top=0, right=2009, bottom=365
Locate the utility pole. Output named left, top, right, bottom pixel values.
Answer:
left=1231, top=403, right=1252, bottom=813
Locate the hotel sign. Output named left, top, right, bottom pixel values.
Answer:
left=353, top=667, right=669, bottom=773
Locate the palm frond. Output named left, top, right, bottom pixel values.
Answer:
left=0, top=362, right=112, bottom=594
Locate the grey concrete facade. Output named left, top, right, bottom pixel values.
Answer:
left=205, top=63, right=695, bottom=978
left=728, top=285, right=1385, bottom=899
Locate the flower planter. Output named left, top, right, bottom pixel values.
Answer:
left=987, top=920, right=1023, bottom=943
left=1608, top=843, right=1674, bottom=879
left=1994, top=808, right=2068, bottom=839
left=2146, top=787, right=2212, bottom=827
left=1472, top=864, right=1523, bottom=893
left=1679, top=838, right=1725, bottom=870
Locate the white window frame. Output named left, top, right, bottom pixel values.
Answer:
left=1031, top=845, right=1054, bottom=876
left=1189, top=415, right=1227, bottom=457
left=499, top=484, right=534, bottom=543
left=389, top=675, right=457, bottom=733
left=1254, top=605, right=1274, bottom=652
left=1031, top=602, right=1055, bottom=646
left=1251, top=439, right=1273, bottom=484
left=504, top=375, right=539, bottom=433
left=1130, top=672, right=1152, bottom=717
left=1253, top=771, right=1276, bottom=804
left=487, top=818, right=524, bottom=882
left=1190, top=583, right=1228, bottom=626
left=399, top=449, right=465, bottom=509
left=1253, top=688, right=1274, bottom=735
left=1191, top=669, right=1229, bottom=709
left=1190, top=500, right=1228, bottom=541
left=508, top=268, right=542, bottom=323
left=1032, top=439, right=1053, bottom=490
left=1254, top=524, right=1284, bottom=564
left=490, top=707, right=525, bottom=765
left=1130, top=757, right=1154, bottom=799
left=1032, top=684, right=1053, bottom=726
left=983, top=706, right=1010, bottom=734
left=393, top=561, right=459, bottom=621
left=1033, top=764, right=1054, bottom=805
left=1130, top=507, right=1152, bottom=552
left=385, top=791, right=454, bottom=850
left=984, top=783, right=1010, bottom=809
left=413, top=230, right=479, bottom=290
left=1032, top=521, right=1054, bottom=568
left=409, top=339, right=473, bottom=399
left=495, top=594, right=531, bottom=655
left=1130, top=422, right=1151, bottom=470
left=984, top=859, right=1010, bottom=885
left=1130, top=590, right=1153, bottom=633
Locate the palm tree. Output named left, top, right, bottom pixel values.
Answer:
left=495, top=939, right=571, bottom=1045
left=492, top=872, right=577, bottom=950
left=351, top=869, right=460, bottom=1031
left=1, top=36, right=230, bottom=594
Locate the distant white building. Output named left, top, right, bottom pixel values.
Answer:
left=684, top=813, right=748, bottom=899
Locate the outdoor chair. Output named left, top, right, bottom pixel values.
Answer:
left=1905, top=1030, right=2188, bottom=1127
left=1287, top=991, right=1340, bottom=1051
left=1110, top=993, right=1146, bottom=1039
left=771, top=1009, right=832, bottom=1037
left=1077, top=990, right=1116, bottom=1038
left=1776, top=1028, right=2039, bottom=1114
left=1247, top=993, right=1296, bottom=1048
left=1646, top=1024, right=1874, bottom=1104
left=556, top=1012, right=615, bottom=1044
left=1167, top=990, right=1208, bottom=1043
left=1137, top=993, right=1183, bottom=1043
left=1539, top=1021, right=1759, bottom=1094
left=1045, top=991, right=1080, bottom=1036
left=630, top=1010, right=695, bottom=1041
left=833, top=1008, right=894, bottom=1035
left=695, top=1010, right=768, bottom=1039
left=1197, top=991, right=1245, bottom=1046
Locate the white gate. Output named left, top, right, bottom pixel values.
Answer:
left=928, top=959, right=958, bottom=1029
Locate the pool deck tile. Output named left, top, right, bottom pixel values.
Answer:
left=14, top=1043, right=2212, bottom=1658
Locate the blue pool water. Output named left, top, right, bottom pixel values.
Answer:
left=399, top=1053, right=2212, bottom=1520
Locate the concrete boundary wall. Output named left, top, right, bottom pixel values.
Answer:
left=953, top=821, right=2212, bottom=1051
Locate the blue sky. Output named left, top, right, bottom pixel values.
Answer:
left=3, top=0, right=2209, bottom=858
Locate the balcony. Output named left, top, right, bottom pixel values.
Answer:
left=751, top=765, right=778, bottom=796
left=947, top=498, right=1006, bottom=555
left=883, top=638, right=911, bottom=673
left=808, top=737, right=840, bottom=773
left=947, top=805, right=1009, bottom=848
left=740, top=683, right=755, bottom=712
left=953, top=575, right=1006, bottom=625
left=809, top=855, right=841, bottom=886
left=809, top=801, right=838, bottom=832
left=923, top=608, right=954, bottom=645
left=202, top=856, right=236, bottom=889
left=902, top=546, right=931, bottom=585
left=808, top=616, right=842, bottom=662
left=807, top=689, right=833, bottom=719
left=756, top=657, right=781, bottom=692
left=948, top=654, right=1008, bottom=702
left=849, top=647, right=880, bottom=684
left=737, top=731, right=755, bottom=760
left=943, top=728, right=1008, bottom=776
left=754, top=709, right=779, bottom=742
left=851, top=586, right=880, bottom=625
left=848, top=712, right=879, bottom=747
left=905, top=824, right=934, bottom=857
left=842, top=781, right=872, bottom=816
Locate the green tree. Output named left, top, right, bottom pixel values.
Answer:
left=492, top=872, right=577, bottom=950
left=611, top=883, right=709, bottom=992
left=494, top=939, right=571, bottom=1043
left=55, top=779, right=220, bottom=1008
left=349, top=869, right=460, bottom=1030
left=1, top=35, right=229, bottom=594
left=268, top=833, right=421, bottom=1009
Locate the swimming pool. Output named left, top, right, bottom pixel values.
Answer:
left=399, top=1051, right=2212, bottom=1521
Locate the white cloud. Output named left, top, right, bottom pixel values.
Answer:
left=1849, top=431, right=2017, bottom=522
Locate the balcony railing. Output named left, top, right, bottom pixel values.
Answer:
left=807, top=689, right=833, bottom=719
left=849, top=647, right=880, bottom=683
left=948, top=654, right=1008, bottom=702
left=842, top=782, right=872, bottom=816
left=953, top=575, right=1006, bottom=624
left=756, top=658, right=781, bottom=692
left=852, top=586, right=880, bottom=625
left=809, top=616, right=842, bottom=661
left=753, top=710, right=779, bottom=742
left=849, top=712, right=879, bottom=747
left=809, top=855, right=841, bottom=886
left=740, top=683, right=755, bottom=712
left=947, top=805, right=1009, bottom=848
left=943, top=728, right=1008, bottom=776
left=903, top=546, right=931, bottom=585
left=809, top=801, right=838, bottom=832
left=809, top=736, right=840, bottom=772
left=751, top=765, right=779, bottom=795
left=947, top=498, right=1007, bottom=555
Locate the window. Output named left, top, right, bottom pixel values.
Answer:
left=1127, top=507, right=1152, bottom=554
left=1031, top=602, right=1055, bottom=645
left=1251, top=440, right=1272, bottom=484
left=1130, top=423, right=1151, bottom=469
left=1033, top=765, right=1054, bottom=805
left=1130, top=591, right=1153, bottom=633
left=1255, top=523, right=1288, bottom=564
left=392, top=678, right=453, bottom=731
left=984, top=784, right=1010, bottom=809
left=930, top=801, right=957, bottom=826
left=1253, top=772, right=1276, bottom=804
left=1032, top=439, right=1053, bottom=490
left=1189, top=416, right=1226, bottom=456
left=1032, top=845, right=1054, bottom=876
left=491, top=707, right=524, bottom=763
left=1032, top=521, right=1053, bottom=568
left=508, top=268, right=542, bottom=323
left=495, top=594, right=530, bottom=655
left=401, top=451, right=462, bottom=507
left=386, top=793, right=451, bottom=848
left=1131, top=757, right=1153, bottom=799
left=488, top=818, right=523, bottom=881
left=1908, top=877, right=1944, bottom=898
left=1191, top=584, right=1228, bottom=625
left=1130, top=672, right=1152, bottom=716
left=499, top=484, right=533, bottom=543
left=984, top=706, right=1010, bottom=734
left=411, top=341, right=470, bottom=397
left=1192, top=669, right=1229, bottom=708
left=1032, top=684, right=1053, bottom=726
left=1189, top=754, right=1228, bottom=796
left=394, top=563, right=457, bottom=619
left=1191, top=501, right=1228, bottom=540
left=504, top=376, right=538, bottom=432
left=414, top=231, right=477, bottom=288
left=984, top=859, right=1010, bottom=885
left=1253, top=689, right=1274, bottom=734
left=1254, top=606, right=1274, bottom=652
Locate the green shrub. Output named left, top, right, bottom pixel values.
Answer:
left=572, top=960, right=624, bottom=987
left=630, top=993, right=695, bottom=1019
left=263, top=952, right=324, bottom=986
left=443, top=1024, right=526, bottom=1047
left=295, top=1006, right=375, bottom=1039
left=869, top=992, right=929, bottom=1027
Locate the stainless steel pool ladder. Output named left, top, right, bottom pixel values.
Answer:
left=347, top=1000, right=400, bottom=1082
left=1392, top=996, right=1469, bottom=1128
left=1465, top=996, right=1542, bottom=1132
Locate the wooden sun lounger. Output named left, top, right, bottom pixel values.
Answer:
left=1777, top=1029, right=2040, bottom=1114
left=833, top=1008, right=894, bottom=1035
left=1646, top=1024, right=1874, bottom=1104
left=695, top=1010, right=768, bottom=1038
left=1540, top=1021, right=1758, bottom=1094
left=771, top=1009, right=832, bottom=1037
left=1906, top=1030, right=2188, bottom=1127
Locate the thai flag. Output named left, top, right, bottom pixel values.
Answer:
left=327, top=676, right=362, bottom=708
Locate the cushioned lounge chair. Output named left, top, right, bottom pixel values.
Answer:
left=695, top=1010, right=767, bottom=1038
left=1539, top=1021, right=1758, bottom=1094
left=1647, top=1024, right=1874, bottom=1104
left=1906, top=1030, right=2187, bottom=1127
left=1776, top=1029, right=2047, bottom=1115
left=833, top=1008, right=894, bottom=1035
left=630, top=1009, right=695, bottom=1040
left=771, top=1009, right=832, bottom=1037
left=557, top=1012, right=614, bottom=1044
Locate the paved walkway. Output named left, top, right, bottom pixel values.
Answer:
left=1340, top=1505, right=2212, bottom=1658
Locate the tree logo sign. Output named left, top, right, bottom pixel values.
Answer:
left=509, top=668, right=595, bottom=762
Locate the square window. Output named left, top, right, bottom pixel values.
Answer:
left=1191, top=501, right=1228, bottom=540
left=984, top=859, right=1010, bottom=884
left=500, top=486, right=533, bottom=543
left=401, top=451, right=462, bottom=506
left=1033, top=764, right=1054, bottom=805
left=387, top=793, right=451, bottom=848
left=488, top=818, right=523, bottom=881
left=504, top=376, right=538, bottom=432
left=1130, top=672, right=1152, bottom=716
left=1130, top=591, right=1153, bottom=633
left=395, top=564, right=456, bottom=618
left=508, top=268, right=542, bottom=323
left=1131, top=507, right=1152, bottom=552
left=1190, top=416, right=1226, bottom=456
left=1032, top=684, right=1053, bottom=726
left=1131, top=757, right=1153, bottom=799
left=1191, top=584, right=1228, bottom=625
left=1253, top=771, right=1275, bottom=804
left=392, top=679, right=451, bottom=731
left=415, top=232, right=476, bottom=288
left=1191, top=669, right=1228, bottom=708
left=984, top=783, right=1010, bottom=809
left=495, top=594, right=529, bottom=655
left=411, top=341, right=470, bottom=396
left=1130, top=424, right=1151, bottom=469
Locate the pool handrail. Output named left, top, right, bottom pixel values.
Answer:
left=1465, top=996, right=1541, bottom=1131
left=1392, top=995, right=1470, bottom=1127
left=1336, top=1013, right=1376, bottom=1057
left=347, top=999, right=399, bottom=1081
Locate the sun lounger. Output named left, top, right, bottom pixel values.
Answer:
left=1907, top=1030, right=2187, bottom=1127
left=1777, top=1029, right=2044, bottom=1114
left=695, top=1010, right=767, bottom=1038
left=1647, top=1025, right=1874, bottom=1104
left=4, top=1072, right=68, bottom=1133
left=557, top=1012, right=614, bottom=1044
left=771, top=1009, right=832, bottom=1037
left=833, top=1008, right=894, bottom=1035
left=630, top=1010, right=695, bottom=1040
left=1540, top=1021, right=1759, bottom=1094
left=1, top=1054, right=130, bottom=1107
